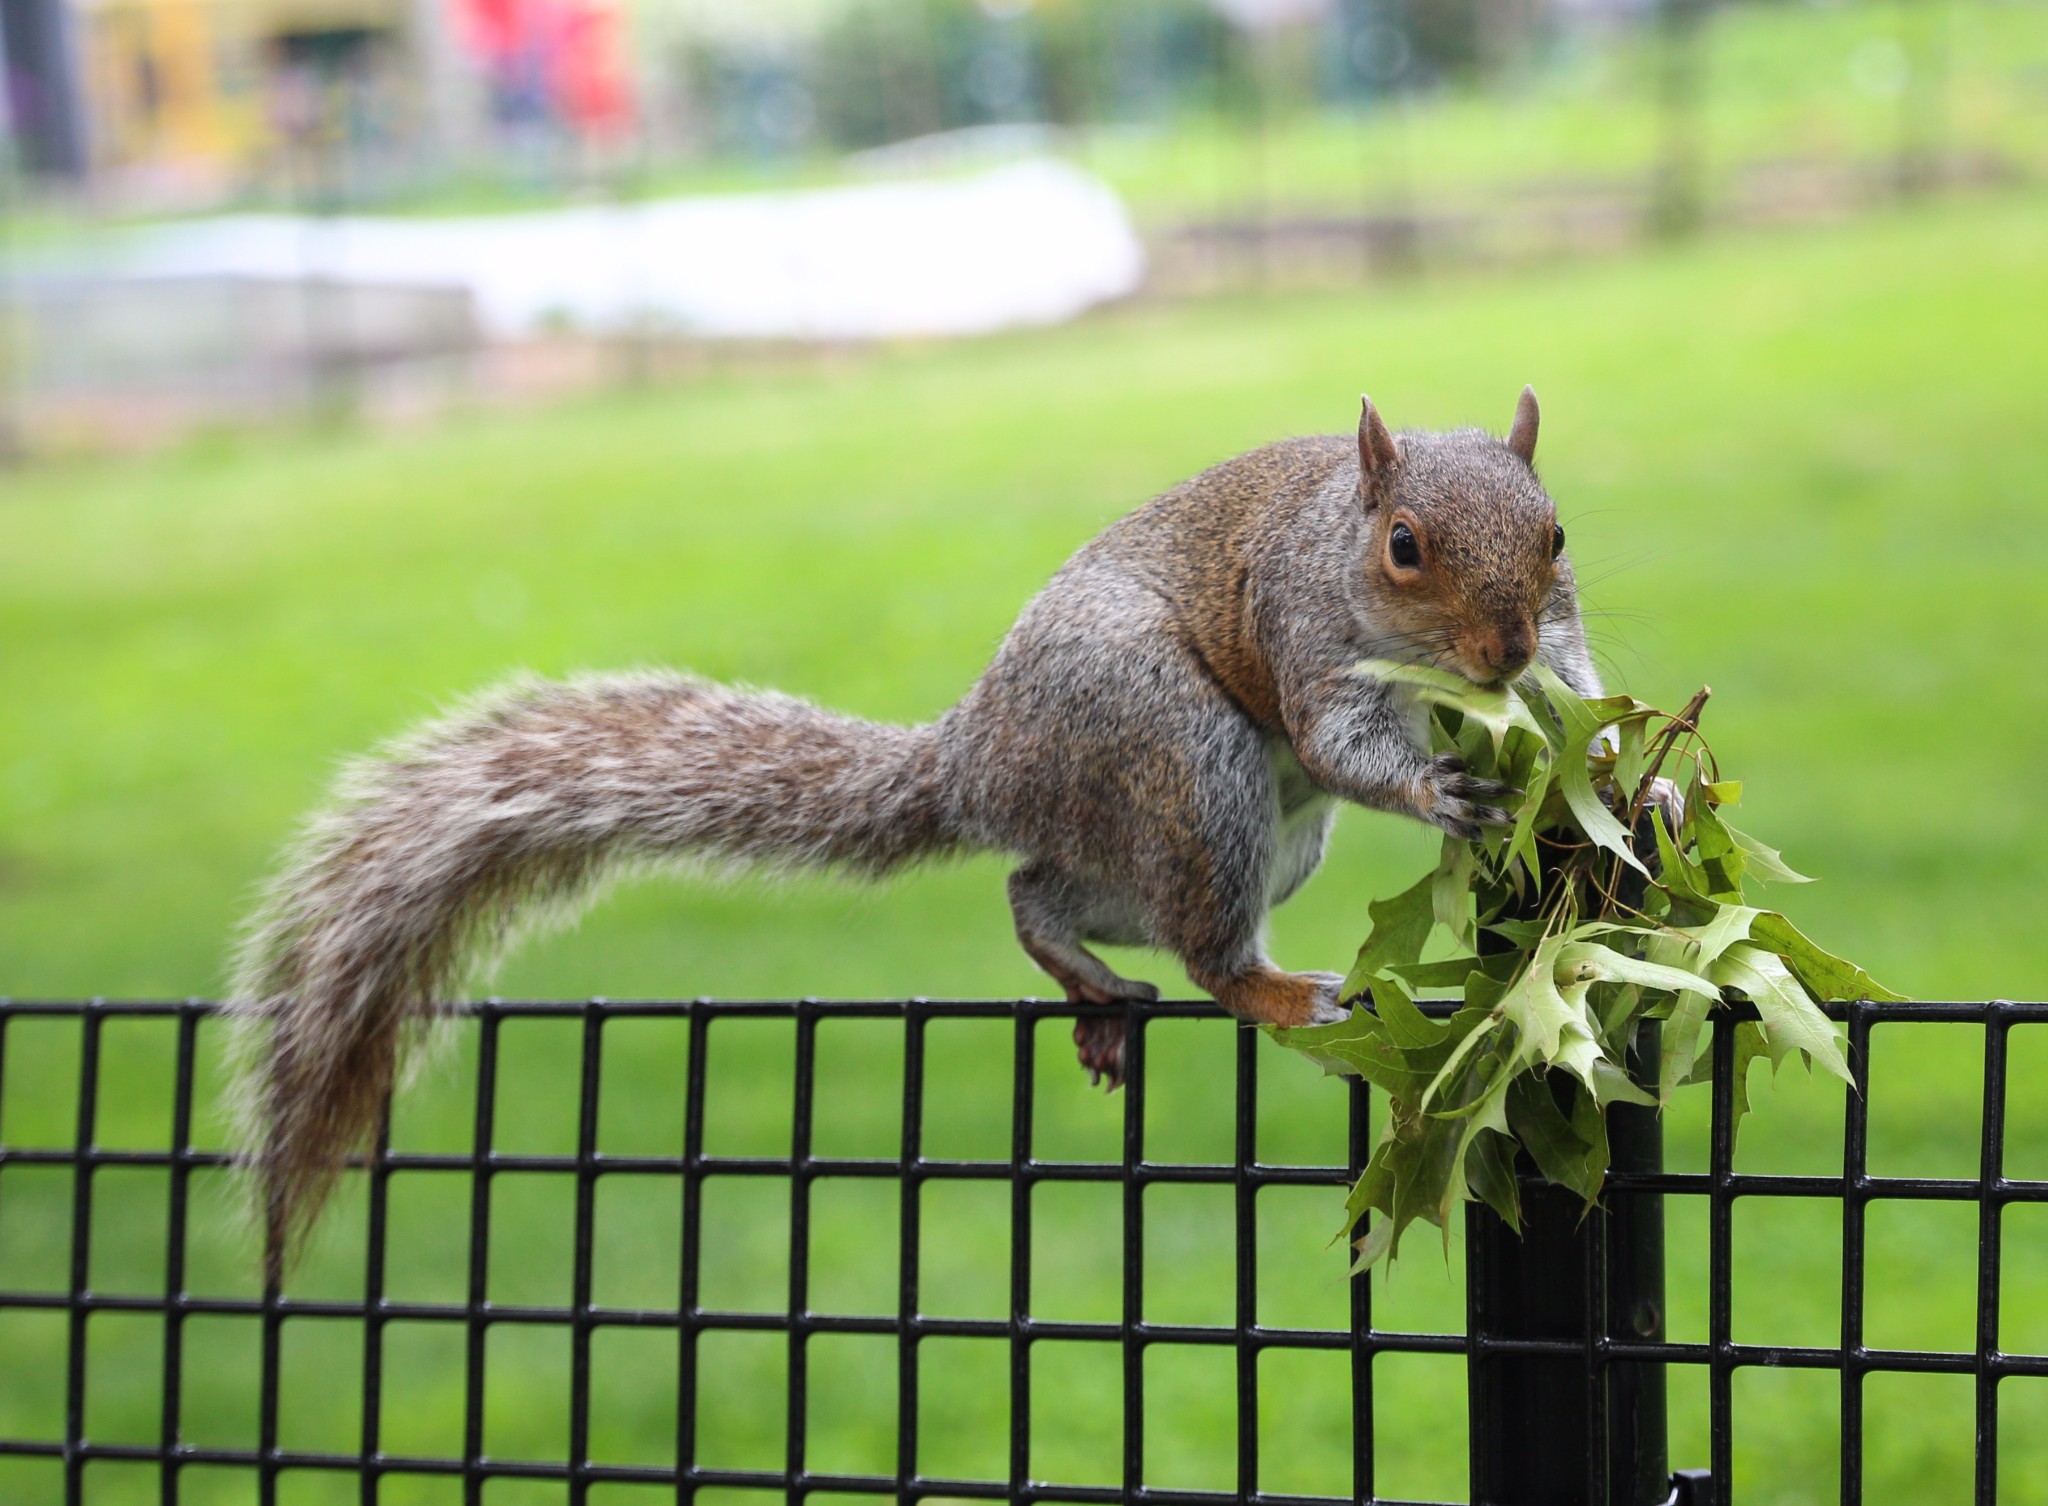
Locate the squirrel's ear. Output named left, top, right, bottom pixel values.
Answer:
left=1507, top=385, right=1540, bottom=463
left=1358, top=395, right=1401, bottom=486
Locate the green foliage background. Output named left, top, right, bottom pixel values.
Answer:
left=5, top=194, right=2048, bottom=1501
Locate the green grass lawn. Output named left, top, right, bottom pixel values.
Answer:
left=4, top=190, right=2048, bottom=1503
left=1081, top=0, right=2048, bottom=226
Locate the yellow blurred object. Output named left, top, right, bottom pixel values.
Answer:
left=74, top=0, right=406, bottom=190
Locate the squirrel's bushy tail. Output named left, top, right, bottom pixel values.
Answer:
left=229, top=671, right=957, bottom=1271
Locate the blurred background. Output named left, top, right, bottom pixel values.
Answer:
left=3, top=0, right=2045, bottom=446
left=5, top=1, right=2048, bottom=1503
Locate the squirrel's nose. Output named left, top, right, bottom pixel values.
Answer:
left=1479, top=625, right=1535, bottom=680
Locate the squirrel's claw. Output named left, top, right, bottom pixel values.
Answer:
left=1420, top=752, right=1517, bottom=840
left=1302, top=972, right=1354, bottom=1025
left=1072, top=1015, right=1128, bottom=1092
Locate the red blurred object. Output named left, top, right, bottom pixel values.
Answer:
left=458, top=0, right=526, bottom=62
left=457, top=0, right=634, bottom=137
left=553, top=0, right=633, bottom=137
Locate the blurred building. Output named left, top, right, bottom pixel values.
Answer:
left=2, top=0, right=635, bottom=198
left=2, top=0, right=93, bottom=176
left=2, top=0, right=1577, bottom=202
left=102, top=0, right=408, bottom=193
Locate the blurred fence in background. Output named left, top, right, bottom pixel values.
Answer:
left=3, top=0, right=2046, bottom=457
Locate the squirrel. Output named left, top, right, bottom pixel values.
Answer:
left=229, top=386, right=1602, bottom=1264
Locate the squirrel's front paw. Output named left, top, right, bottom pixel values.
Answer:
left=1418, top=752, right=1515, bottom=841
left=1302, top=972, right=1352, bottom=1026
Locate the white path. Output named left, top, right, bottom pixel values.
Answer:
left=85, top=159, right=1146, bottom=341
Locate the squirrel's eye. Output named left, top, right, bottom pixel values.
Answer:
left=1389, top=522, right=1421, bottom=570
left=1551, top=524, right=1566, bottom=559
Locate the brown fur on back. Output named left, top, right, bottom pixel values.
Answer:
left=1119, top=436, right=1355, bottom=728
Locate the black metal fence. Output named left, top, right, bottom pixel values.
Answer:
left=0, top=995, right=2040, bottom=1504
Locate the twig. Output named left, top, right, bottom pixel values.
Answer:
left=1591, top=686, right=1712, bottom=920
left=1628, top=685, right=1712, bottom=827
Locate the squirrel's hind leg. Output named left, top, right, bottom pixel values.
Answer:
left=1008, top=862, right=1157, bottom=1091
left=1197, top=966, right=1351, bottom=1030
left=1137, top=795, right=1351, bottom=1032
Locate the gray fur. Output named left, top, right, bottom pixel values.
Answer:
left=230, top=395, right=1600, bottom=1264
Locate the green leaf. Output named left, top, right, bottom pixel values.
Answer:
left=1644, top=902, right=1761, bottom=976
left=1506, top=1076, right=1602, bottom=1204
left=1354, top=658, right=1545, bottom=753
left=1553, top=939, right=1721, bottom=1007
left=1568, top=1074, right=1612, bottom=1195
left=1659, top=988, right=1715, bottom=1099
left=1367, top=1106, right=1456, bottom=1259
left=1389, top=956, right=1492, bottom=990
left=1723, top=822, right=1812, bottom=884
left=1464, top=969, right=1511, bottom=1014
left=1597, top=979, right=1649, bottom=1042
left=1353, top=657, right=1484, bottom=698
left=1433, top=1039, right=1519, bottom=1225
left=1485, top=916, right=1555, bottom=949
left=1371, top=975, right=1451, bottom=1051
left=1590, top=1057, right=1658, bottom=1109
left=1340, top=873, right=1436, bottom=1002
left=1615, top=714, right=1647, bottom=808
left=1419, top=1009, right=1508, bottom=1113
left=1264, top=1015, right=1435, bottom=1101
left=1433, top=836, right=1477, bottom=946
left=1495, top=932, right=1583, bottom=1064
left=1349, top=1215, right=1396, bottom=1274
left=1686, top=792, right=1747, bottom=890
left=1581, top=691, right=1660, bottom=723
left=1343, top=1152, right=1392, bottom=1237
left=1271, top=997, right=1499, bottom=1102
left=1503, top=755, right=1556, bottom=889
left=1272, top=677, right=1898, bottom=1273
left=1710, top=943, right=1853, bottom=1085
left=1751, top=912, right=1908, bottom=1003
left=1529, top=664, right=1649, bottom=878
left=1728, top=1021, right=1770, bottom=1148
left=1646, top=807, right=1718, bottom=925
left=1463, top=1128, right=1522, bottom=1231
left=1550, top=1024, right=1609, bottom=1094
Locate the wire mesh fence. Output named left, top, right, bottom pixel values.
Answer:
left=0, top=995, right=2042, bottom=1504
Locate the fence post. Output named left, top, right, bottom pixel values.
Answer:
left=1464, top=1024, right=1669, bottom=1506
left=1605, top=1024, right=1671, bottom=1504
left=1465, top=800, right=1674, bottom=1506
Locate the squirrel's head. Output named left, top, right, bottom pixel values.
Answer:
left=1356, top=387, right=1568, bottom=687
